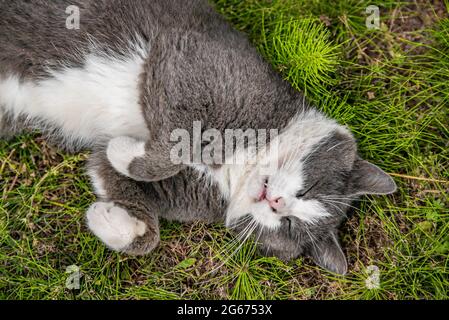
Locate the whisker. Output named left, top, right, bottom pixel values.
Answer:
left=217, top=221, right=259, bottom=273
left=216, top=219, right=254, bottom=257
left=304, top=225, right=319, bottom=256
left=222, top=218, right=258, bottom=258
left=326, top=140, right=346, bottom=152
left=228, top=214, right=252, bottom=230
left=224, top=219, right=254, bottom=250
left=206, top=220, right=258, bottom=276
left=301, top=140, right=326, bottom=166
left=321, top=200, right=347, bottom=216
left=320, top=195, right=360, bottom=201
left=321, top=198, right=361, bottom=212
left=228, top=221, right=258, bottom=259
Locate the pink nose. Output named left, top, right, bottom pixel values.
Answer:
left=268, top=197, right=285, bottom=211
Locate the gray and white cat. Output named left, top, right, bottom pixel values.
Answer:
left=0, top=0, right=396, bottom=274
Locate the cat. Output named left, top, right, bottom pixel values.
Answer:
left=0, top=0, right=396, bottom=274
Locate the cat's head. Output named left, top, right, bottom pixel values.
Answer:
left=225, top=113, right=396, bottom=274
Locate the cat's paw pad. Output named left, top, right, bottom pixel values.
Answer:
left=86, top=202, right=147, bottom=251
left=106, top=136, right=146, bottom=177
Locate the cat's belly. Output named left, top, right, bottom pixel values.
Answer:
left=0, top=52, right=149, bottom=148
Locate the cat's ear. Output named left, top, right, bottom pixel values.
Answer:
left=348, top=158, right=397, bottom=195
left=309, top=233, right=347, bottom=275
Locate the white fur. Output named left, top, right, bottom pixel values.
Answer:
left=106, top=136, right=146, bottom=176
left=87, top=168, right=108, bottom=199
left=86, top=202, right=146, bottom=251
left=0, top=41, right=149, bottom=148
left=290, top=199, right=329, bottom=223
left=197, top=109, right=344, bottom=229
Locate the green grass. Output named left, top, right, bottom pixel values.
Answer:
left=1, top=0, right=448, bottom=299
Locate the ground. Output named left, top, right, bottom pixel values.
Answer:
left=1, top=0, right=448, bottom=299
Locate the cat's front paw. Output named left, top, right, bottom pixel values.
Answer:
left=86, top=202, right=147, bottom=252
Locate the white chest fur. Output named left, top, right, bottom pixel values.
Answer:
left=0, top=47, right=149, bottom=147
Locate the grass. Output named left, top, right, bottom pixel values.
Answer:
left=1, top=0, right=449, bottom=299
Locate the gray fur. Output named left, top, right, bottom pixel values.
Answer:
left=1, top=0, right=396, bottom=274
left=88, top=129, right=395, bottom=275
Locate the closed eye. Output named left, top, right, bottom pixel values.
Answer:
left=296, top=181, right=318, bottom=198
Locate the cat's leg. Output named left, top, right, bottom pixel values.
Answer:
left=106, top=136, right=184, bottom=182
left=85, top=150, right=160, bottom=255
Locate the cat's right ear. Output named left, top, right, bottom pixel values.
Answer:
left=347, top=158, right=397, bottom=196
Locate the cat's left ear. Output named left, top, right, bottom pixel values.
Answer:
left=347, top=158, right=397, bottom=195
left=309, top=233, right=347, bottom=275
